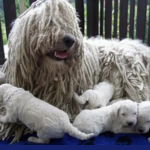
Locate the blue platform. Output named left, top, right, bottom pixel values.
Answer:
left=1, top=132, right=150, bottom=145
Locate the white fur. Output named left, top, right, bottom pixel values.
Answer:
left=109, top=97, right=128, bottom=105
left=73, top=100, right=138, bottom=136
left=73, top=81, right=114, bottom=109
left=137, top=101, right=150, bottom=134
left=1, top=0, right=150, bottom=142
left=137, top=101, right=150, bottom=142
left=0, top=84, right=94, bottom=144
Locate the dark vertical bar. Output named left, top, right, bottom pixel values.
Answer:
left=0, top=18, right=6, bottom=65
left=100, top=0, right=104, bottom=36
left=105, top=0, right=112, bottom=39
left=87, top=0, right=99, bottom=37
left=75, top=0, right=84, bottom=35
left=129, top=0, right=135, bottom=39
left=3, top=0, right=17, bottom=38
left=29, top=0, right=36, bottom=5
left=113, top=0, right=118, bottom=38
left=148, top=4, right=150, bottom=46
left=136, top=0, right=147, bottom=41
left=119, top=0, right=128, bottom=40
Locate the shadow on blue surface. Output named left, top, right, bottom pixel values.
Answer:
left=1, top=132, right=150, bottom=145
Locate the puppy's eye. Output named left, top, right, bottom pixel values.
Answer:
left=122, top=113, right=126, bottom=116
left=147, top=120, right=150, bottom=123
left=134, top=112, right=137, bottom=115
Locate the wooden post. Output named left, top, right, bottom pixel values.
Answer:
left=3, top=0, right=17, bottom=38
left=119, top=0, right=128, bottom=40
left=136, top=0, right=147, bottom=42
left=87, top=0, right=99, bottom=37
left=0, top=16, right=6, bottom=65
left=105, top=0, right=112, bottom=39
left=75, top=0, right=84, bottom=35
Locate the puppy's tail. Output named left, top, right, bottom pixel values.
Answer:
left=64, top=122, right=94, bottom=140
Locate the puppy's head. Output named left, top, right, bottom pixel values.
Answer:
left=117, top=100, right=138, bottom=127
left=82, top=90, right=102, bottom=110
left=137, top=101, right=150, bottom=134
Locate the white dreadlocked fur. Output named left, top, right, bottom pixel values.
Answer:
left=1, top=0, right=150, bottom=143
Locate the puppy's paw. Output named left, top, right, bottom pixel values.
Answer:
left=28, top=136, right=36, bottom=143
left=73, top=92, right=87, bottom=105
left=148, top=137, right=150, bottom=142
left=28, top=136, right=50, bottom=144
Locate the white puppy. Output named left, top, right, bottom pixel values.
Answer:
left=109, top=97, right=128, bottom=105
left=73, top=81, right=114, bottom=109
left=137, top=101, right=150, bottom=142
left=73, top=100, right=138, bottom=136
left=0, top=84, right=94, bottom=144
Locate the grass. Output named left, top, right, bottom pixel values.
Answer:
left=1, top=22, right=7, bottom=45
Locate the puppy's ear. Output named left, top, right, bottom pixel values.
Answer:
left=83, top=101, right=89, bottom=109
left=117, top=105, right=122, bottom=117
left=117, top=107, right=120, bottom=117
left=0, top=94, right=3, bottom=103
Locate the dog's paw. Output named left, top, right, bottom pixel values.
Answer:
left=148, top=137, right=150, bottom=142
left=73, top=93, right=86, bottom=105
left=28, top=136, right=36, bottom=143
left=28, top=136, right=50, bottom=144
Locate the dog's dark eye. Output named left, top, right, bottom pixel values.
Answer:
left=134, top=112, right=137, bottom=115
left=122, top=113, right=126, bottom=116
left=147, top=120, right=150, bottom=123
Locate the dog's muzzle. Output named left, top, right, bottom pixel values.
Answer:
left=63, top=34, right=75, bottom=48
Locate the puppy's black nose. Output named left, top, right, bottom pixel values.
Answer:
left=127, top=122, right=133, bottom=126
left=63, top=34, right=75, bottom=48
left=138, top=129, right=144, bottom=133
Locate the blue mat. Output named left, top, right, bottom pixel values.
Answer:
left=1, top=132, right=150, bottom=145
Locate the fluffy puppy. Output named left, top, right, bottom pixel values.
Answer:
left=73, top=100, right=138, bottom=136
left=0, top=84, right=94, bottom=144
left=73, top=81, right=114, bottom=109
left=137, top=101, right=150, bottom=142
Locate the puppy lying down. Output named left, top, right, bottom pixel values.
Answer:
left=137, top=101, right=150, bottom=142
left=73, top=100, right=138, bottom=136
left=0, top=84, right=94, bottom=144
left=73, top=81, right=114, bottom=109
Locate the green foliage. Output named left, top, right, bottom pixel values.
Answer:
left=15, top=0, right=29, bottom=17
left=0, top=0, right=29, bottom=44
left=1, top=22, right=7, bottom=45
left=145, top=5, right=150, bottom=43
left=0, top=0, right=3, bottom=10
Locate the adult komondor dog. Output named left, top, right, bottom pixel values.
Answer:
left=1, top=0, right=150, bottom=142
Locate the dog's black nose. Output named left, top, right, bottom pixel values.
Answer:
left=63, top=34, right=75, bottom=48
left=127, top=122, right=133, bottom=126
left=138, top=129, right=144, bottom=133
